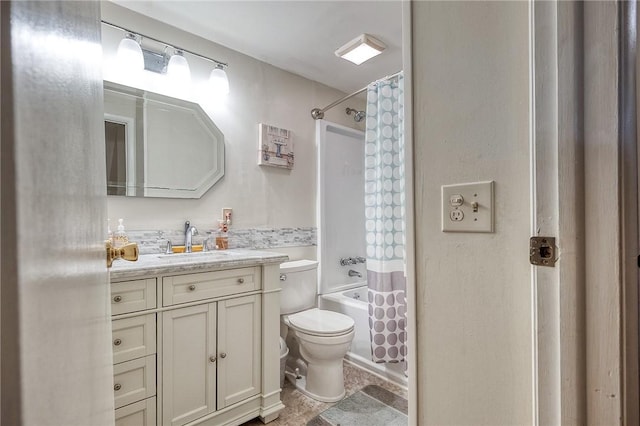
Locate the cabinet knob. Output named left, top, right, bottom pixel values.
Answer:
left=237, top=278, right=245, bottom=284
left=113, top=338, right=122, bottom=346
left=188, top=285, right=196, bottom=291
left=209, top=356, right=217, bottom=363
left=114, top=383, right=122, bottom=391
left=113, top=295, right=122, bottom=303
left=220, top=352, right=227, bottom=359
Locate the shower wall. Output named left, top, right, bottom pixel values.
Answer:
left=316, top=121, right=367, bottom=295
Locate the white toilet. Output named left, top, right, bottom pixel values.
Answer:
left=279, top=260, right=355, bottom=402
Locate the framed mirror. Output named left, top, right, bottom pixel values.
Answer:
left=104, top=81, right=225, bottom=198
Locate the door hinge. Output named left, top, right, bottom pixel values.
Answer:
left=530, top=237, right=556, bottom=267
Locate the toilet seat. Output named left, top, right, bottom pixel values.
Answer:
left=286, top=308, right=354, bottom=337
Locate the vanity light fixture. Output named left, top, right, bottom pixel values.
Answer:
left=103, top=20, right=229, bottom=93
left=116, top=32, right=144, bottom=71
left=335, top=33, right=386, bottom=65
left=209, top=64, right=230, bottom=95
left=167, top=49, right=191, bottom=83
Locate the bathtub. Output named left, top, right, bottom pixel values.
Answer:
left=319, top=285, right=407, bottom=386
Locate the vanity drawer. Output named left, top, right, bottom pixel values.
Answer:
left=113, top=355, right=156, bottom=409
left=162, top=267, right=261, bottom=306
left=111, top=278, right=157, bottom=316
left=112, top=314, right=156, bottom=364
left=115, top=397, right=156, bottom=426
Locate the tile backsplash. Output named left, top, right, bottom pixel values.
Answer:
left=127, top=227, right=317, bottom=255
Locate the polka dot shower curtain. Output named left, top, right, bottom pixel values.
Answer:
left=364, top=73, right=406, bottom=363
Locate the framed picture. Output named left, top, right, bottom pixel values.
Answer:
left=258, top=123, right=293, bottom=169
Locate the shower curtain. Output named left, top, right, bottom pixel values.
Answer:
left=364, top=73, right=406, bottom=363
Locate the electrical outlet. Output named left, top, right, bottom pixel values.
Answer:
left=450, top=209, right=464, bottom=221
left=222, top=208, right=232, bottom=225
left=442, top=181, right=494, bottom=232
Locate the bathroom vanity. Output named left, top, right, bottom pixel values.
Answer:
left=109, top=250, right=287, bottom=426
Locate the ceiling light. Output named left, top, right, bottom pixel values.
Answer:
left=335, top=34, right=386, bottom=65
left=116, top=32, right=144, bottom=71
left=167, top=49, right=191, bottom=83
left=209, top=65, right=230, bottom=95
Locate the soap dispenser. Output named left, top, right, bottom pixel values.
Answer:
left=114, top=218, right=129, bottom=248
left=215, top=219, right=228, bottom=250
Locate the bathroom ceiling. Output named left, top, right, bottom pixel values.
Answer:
left=110, top=1, right=403, bottom=94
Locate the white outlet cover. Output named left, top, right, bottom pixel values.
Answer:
left=441, top=181, right=494, bottom=233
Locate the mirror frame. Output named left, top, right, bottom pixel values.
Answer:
left=104, top=81, right=225, bottom=198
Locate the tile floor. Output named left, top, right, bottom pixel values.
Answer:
left=241, top=361, right=408, bottom=426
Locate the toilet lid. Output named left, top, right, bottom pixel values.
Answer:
left=288, top=308, right=355, bottom=336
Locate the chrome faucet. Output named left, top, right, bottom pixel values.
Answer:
left=348, top=269, right=362, bottom=278
left=184, top=221, right=198, bottom=253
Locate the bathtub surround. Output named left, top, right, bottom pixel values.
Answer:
left=316, top=121, right=368, bottom=295
left=315, top=120, right=407, bottom=384
left=364, top=74, right=407, bottom=363
left=128, top=227, right=316, bottom=255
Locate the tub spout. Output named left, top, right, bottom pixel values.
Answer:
left=348, top=269, right=362, bottom=278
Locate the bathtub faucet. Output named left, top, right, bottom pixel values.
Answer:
left=348, top=269, right=362, bottom=278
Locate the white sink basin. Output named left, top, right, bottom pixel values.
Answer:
left=157, top=251, right=232, bottom=260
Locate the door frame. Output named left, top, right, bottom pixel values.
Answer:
left=532, top=1, right=640, bottom=424
left=621, top=1, right=639, bottom=424
left=401, top=1, right=417, bottom=424
left=530, top=1, right=586, bottom=423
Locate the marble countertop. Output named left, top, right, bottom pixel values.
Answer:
left=110, top=248, right=289, bottom=280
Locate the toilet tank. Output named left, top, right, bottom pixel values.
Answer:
left=279, top=260, right=319, bottom=315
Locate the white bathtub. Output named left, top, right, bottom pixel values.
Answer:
left=319, top=285, right=407, bottom=386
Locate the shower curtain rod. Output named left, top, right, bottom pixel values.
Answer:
left=310, top=70, right=402, bottom=120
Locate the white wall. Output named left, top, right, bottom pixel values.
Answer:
left=412, top=2, right=532, bottom=424
left=101, top=2, right=364, bottom=233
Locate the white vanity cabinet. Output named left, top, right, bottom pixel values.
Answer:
left=162, top=303, right=217, bottom=426
left=110, top=251, right=286, bottom=426
left=162, top=295, right=261, bottom=426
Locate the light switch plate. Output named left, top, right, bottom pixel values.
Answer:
left=441, top=181, right=494, bottom=233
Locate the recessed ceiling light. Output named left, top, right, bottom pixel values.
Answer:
left=335, top=34, right=386, bottom=65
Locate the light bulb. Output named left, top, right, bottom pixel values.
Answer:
left=116, top=33, right=144, bottom=71
left=209, top=66, right=229, bottom=95
left=167, top=50, right=191, bottom=83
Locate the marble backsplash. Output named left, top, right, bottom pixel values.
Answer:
left=127, top=227, right=317, bottom=255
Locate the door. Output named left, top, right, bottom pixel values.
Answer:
left=217, top=294, right=262, bottom=408
left=1, top=2, right=114, bottom=425
left=162, top=304, right=217, bottom=426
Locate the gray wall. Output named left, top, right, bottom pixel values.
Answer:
left=102, top=2, right=365, bottom=235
